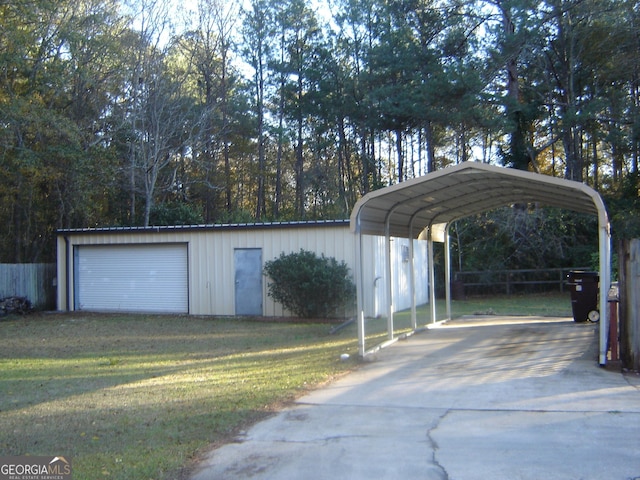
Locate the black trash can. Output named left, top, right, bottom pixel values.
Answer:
left=566, top=270, right=599, bottom=322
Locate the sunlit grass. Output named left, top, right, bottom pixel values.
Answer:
left=0, top=293, right=574, bottom=479
left=364, top=292, right=573, bottom=351
left=444, top=291, right=573, bottom=317
left=403, top=291, right=573, bottom=322
left=0, top=314, right=361, bottom=480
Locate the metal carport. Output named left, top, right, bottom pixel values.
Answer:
left=350, top=161, right=611, bottom=365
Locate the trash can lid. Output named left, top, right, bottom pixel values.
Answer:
left=569, top=270, right=598, bottom=275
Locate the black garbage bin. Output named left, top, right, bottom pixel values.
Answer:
left=566, top=270, right=599, bottom=322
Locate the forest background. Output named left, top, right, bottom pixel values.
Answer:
left=1, top=0, right=639, bottom=274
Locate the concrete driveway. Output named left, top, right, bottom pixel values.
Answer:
left=191, top=316, right=640, bottom=480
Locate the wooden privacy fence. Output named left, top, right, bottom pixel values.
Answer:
left=0, top=263, right=56, bottom=310
left=619, top=239, right=640, bottom=372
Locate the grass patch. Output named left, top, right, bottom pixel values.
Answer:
left=363, top=292, right=573, bottom=351
left=0, top=313, right=360, bottom=480
left=0, top=293, right=573, bottom=479
left=444, top=292, right=573, bottom=318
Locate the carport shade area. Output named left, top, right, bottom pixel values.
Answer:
left=349, top=161, right=611, bottom=364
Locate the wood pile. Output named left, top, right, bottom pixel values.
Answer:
left=0, top=296, right=32, bottom=317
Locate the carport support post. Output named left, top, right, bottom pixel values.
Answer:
left=428, top=224, right=437, bottom=323
left=598, top=218, right=611, bottom=365
left=385, top=218, right=394, bottom=340
left=355, top=224, right=366, bottom=357
left=445, top=223, right=452, bottom=321
left=64, top=235, right=71, bottom=311
left=409, top=223, right=417, bottom=330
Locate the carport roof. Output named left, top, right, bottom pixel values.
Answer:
left=350, top=161, right=607, bottom=238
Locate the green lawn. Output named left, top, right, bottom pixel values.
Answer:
left=0, top=293, right=573, bottom=479
left=0, top=314, right=361, bottom=479
left=362, top=292, right=573, bottom=350
left=440, top=291, right=573, bottom=318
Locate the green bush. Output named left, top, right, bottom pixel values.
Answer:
left=263, top=249, right=356, bottom=318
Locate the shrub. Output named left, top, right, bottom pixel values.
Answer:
left=263, top=249, right=356, bottom=318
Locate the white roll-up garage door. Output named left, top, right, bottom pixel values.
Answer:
left=74, top=244, right=188, bottom=313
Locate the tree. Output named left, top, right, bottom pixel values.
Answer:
left=122, top=0, right=195, bottom=226
left=1, top=0, right=639, bottom=264
left=478, top=0, right=547, bottom=171
left=0, top=0, right=127, bottom=260
left=333, top=0, right=382, bottom=194
left=273, top=0, right=325, bottom=216
left=178, top=1, right=225, bottom=222
left=452, top=207, right=598, bottom=273
left=242, top=0, right=274, bottom=220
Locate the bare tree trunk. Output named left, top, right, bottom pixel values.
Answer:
left=395, top=129, right=403, bottom=182
left=274, top=24, right=286, bottom=219
left=496, top=0, right=529, bottom=171
left=549, top=0, right=582, bottom=181
left=254, top=46, right=266, bottom=220
left=129, top=144, right=136, bottom=223
left=424, top=122, right=436, bottom=173
left=295, top=107, right=304, bottom=216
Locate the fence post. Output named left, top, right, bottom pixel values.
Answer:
left=559, top=269, right=564, bottom=293
left=619, top=239, right=640, bottom=372
left=608, top=283, right=619, bottom=362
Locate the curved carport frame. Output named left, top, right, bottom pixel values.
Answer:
left=350, top=161, right=611, bottom=365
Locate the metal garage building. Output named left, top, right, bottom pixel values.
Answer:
left=57, top=220, right=429, bottom=318
left=56, top=162, right=612, bottom=364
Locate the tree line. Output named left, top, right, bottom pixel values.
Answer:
left=1, top=0, right=639, bottom=264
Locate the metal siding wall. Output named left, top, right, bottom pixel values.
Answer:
left=212, top=232, right=234, bottom=316
left=56, top=224, right=421, bottom=318
left=414, top=239, right=430, bottom=305
left=392, top=238, right=430, bottom=311
left=257, top=231, right=281, bottom=316
left=360, top=236, right=430, bottom=317
left=189, top=233, right=210, bottom=315
left=361, top=235, right=385, bottom=317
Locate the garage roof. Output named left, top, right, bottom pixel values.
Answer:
left=350, top=161, right=607, bottom=238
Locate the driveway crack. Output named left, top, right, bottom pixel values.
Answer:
left=427, top=409, right=451, bottom=480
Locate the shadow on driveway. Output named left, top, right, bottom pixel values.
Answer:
left=192, top=316, right=640, bottom=480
